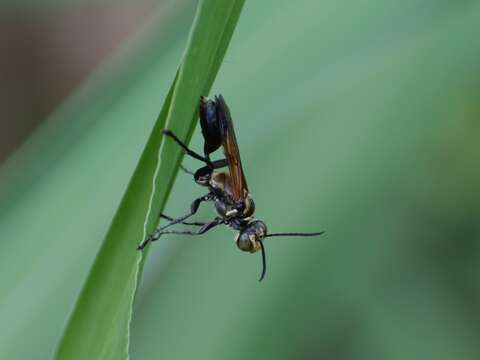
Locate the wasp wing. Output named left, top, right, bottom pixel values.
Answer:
left=215, top=95, right=248, bottom=201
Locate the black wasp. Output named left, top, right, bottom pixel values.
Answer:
left=138, top=95, right=323, bottom=280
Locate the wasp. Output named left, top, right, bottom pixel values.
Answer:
left=138, top=95, right=323, bottom=280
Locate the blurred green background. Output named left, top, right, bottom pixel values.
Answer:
left=1, top=0, right=480, bottom=359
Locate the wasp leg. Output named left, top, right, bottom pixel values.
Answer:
left=148, top=217, right=223, bottom=242
left=181, top=158, right=226, bottom=178
left=162, top=129, right=211, bottom=165
left=159, top=213, right=206, bottom=226
left=211, top=158, right=228, bottom=169
left=179, top=165, right=195, bottom=175
left=201, top=158, right=228, bottom=171
left=192, top=159, right=229, bottom=183
left=138, top=193, right=213, bottom=250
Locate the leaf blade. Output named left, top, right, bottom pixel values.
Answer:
left=54, top=1, right=245, bottom=359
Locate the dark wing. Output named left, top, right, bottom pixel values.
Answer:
left=215, top=95, right=248, bottom=201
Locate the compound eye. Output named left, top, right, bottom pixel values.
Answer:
left=236, top=232, right=254, bottom=252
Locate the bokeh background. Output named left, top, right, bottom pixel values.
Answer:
left=1, top=1, right=480, bottom=359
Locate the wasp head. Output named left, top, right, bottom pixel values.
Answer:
left=236, top=220, right=267, bottom=253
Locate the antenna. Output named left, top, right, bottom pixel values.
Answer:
left=258, top=241, right=267, bottom=282
left=265, top=231, right=324, bottom=238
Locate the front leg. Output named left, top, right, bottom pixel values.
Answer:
left=160, top=214, right=206, bottom=226
left=138, top=193, right=214, bottom=250
left=146, top=217, right=224, bottom=243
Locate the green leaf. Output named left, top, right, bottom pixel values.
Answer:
left=53, top=1, right=245, bottom=359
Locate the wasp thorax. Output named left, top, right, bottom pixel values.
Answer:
left=235, top=220, right=267, bottom=253
left=214, top=195, right=255, bottom=219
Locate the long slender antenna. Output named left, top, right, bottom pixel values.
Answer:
left=265, top=231, right=324, bottom=238
left=258, top=241, right=267, bottom=282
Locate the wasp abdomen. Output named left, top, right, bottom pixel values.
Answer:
left=200, top=96, right=222, bottom=156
